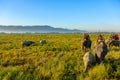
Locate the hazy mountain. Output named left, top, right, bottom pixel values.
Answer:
left=0, top=25, right=86, bottom=33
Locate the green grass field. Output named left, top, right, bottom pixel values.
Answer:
left=0, top=34, right=120, bottom=80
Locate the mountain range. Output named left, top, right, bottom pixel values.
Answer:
left=0, top=25, right=86, bottom=33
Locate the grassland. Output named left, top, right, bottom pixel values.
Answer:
left=0, top=34, right=120, bottom=80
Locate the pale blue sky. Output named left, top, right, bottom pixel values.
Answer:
left=0, top=0, right=120, bottom=32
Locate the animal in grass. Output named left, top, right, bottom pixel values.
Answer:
left=83, top=52, right=95, bottom=72
left=107, top=40, right=120, bottom=48
left=106, top=34, right=120, bottom=48
left=21, top=41, right=35, bottom=47
left=40, top=39, right=46, bottom=45
left=96, top=34, right=105, bottom=45
left=81, top=33, right=92, bottom=52
left=94, top=41, right=108, bottom=64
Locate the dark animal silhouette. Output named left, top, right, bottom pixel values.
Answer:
left=94, top=42, right=108, bottom=64
left=82, top=39, right=92, bottom=52
left=21, top=41, right=35, bottom=47
left=107, top=39, right=120, bottom=48
left=83, top=52, right=95, bottom=72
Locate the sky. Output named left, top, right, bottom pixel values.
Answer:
left=0, top=0, right=120, bottom=32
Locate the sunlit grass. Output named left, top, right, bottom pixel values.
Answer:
left=0, top=34, right=120, bottom=80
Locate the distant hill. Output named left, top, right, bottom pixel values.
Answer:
left=0, top=25, right=86, bottom=33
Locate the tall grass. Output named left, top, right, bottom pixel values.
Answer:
left=0, top=34, right=120, bottom=80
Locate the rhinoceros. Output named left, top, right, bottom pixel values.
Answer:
left=21, top=41, right=35, bottom=47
